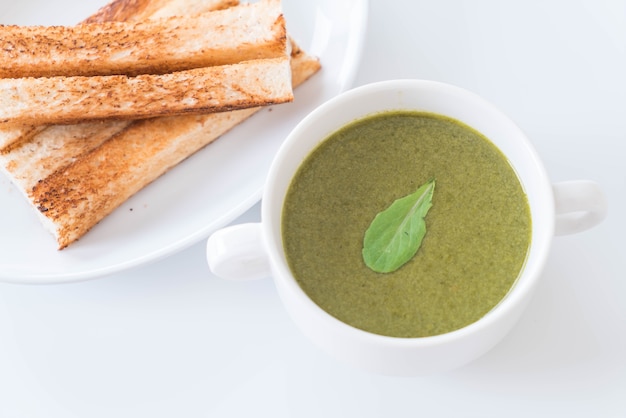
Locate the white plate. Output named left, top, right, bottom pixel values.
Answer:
left=0, top=0, right=369, bottom=284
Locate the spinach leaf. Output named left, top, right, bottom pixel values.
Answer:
left=362, top=179, right=435, bottom=273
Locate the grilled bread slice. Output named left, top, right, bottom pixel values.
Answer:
left=0, top=57, right=294, bottom=126
left=0, top=0, right=286, bottom=78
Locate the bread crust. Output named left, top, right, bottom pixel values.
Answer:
left=0, top=0, right=286, bottom=78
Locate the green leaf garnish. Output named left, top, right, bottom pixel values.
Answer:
left=362, top=179, right=435, bottom=273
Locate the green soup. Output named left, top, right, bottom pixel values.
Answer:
left=282, top=111, right=531, bottom=338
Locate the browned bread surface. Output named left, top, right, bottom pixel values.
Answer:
left=0, top=57, right=294, bottom=126
left=0, top=0, right=285, bottom=78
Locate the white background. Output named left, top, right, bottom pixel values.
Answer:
left=1, top=0, right=625, bottom=417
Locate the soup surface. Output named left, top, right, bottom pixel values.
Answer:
left=282, top=111, right=531, bottom=337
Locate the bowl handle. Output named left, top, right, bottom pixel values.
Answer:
left=206, top=223, right=271, bottom=280
left=553, top=180, right=607, bottom=236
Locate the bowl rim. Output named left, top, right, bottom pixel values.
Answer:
left=262, top=79, right=555, bottom=346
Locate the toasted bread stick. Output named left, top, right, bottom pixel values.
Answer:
left=0, top=57, right=294, bottom=126
left=0, top=0, right=286, bottom=78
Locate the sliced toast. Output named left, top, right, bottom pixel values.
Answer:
left=0, top=57, right=294, bottom=126
left=0, top=0, right=286, bottom=78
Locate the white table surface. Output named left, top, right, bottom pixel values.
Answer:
left=1, top=0, right=625, bottom=416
